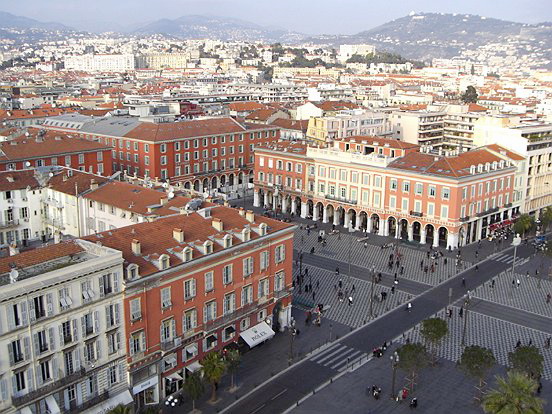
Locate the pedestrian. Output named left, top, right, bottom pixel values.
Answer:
left=526, top=271, right=530, bottom=279
left=545, top=336, right=551, bottom=349
left=528, top=338, right=532, bottom=346
left=516, top=339, right=521, bottom=348
left=512, top=279, right=516, bottom=287
left=409, top=397, right=418, bottom=409
left=462, top=277, right=466, bottom=287
left=305, top=267, right=309, bottom=277
left=475, top=265, right=479, bottom=271
left=391, top=286, right=395, bottom=294
left=420, top=260, right=424, bottom=269
left=537, top=381, right=542, bottom=395
left=316, top=280, right=319, bottom=289
left=516, top=279, right=520, bottom=288
left=400, top=266, right=404, bottom=275
left=382, top=291, right=387, bottom=301
left=492, top=279, right=496, bottom=289
left=338, top=278, right=343, bottom=289
left=364, top=242, right=368, bottom=249
left=310, top=246, right=315, bottom=254
left=352, top=284, right=356, bottom=293
left=394, top=272, right=398, bottom=281
left=444, top=257, right=447, bottom=265
left=348, top=296, right=353, bottom=306
left=335, top=267, right=340, bottom=275
left=459, top=307, right=464, bottom=318
left=447, top=308, right=453, bottom=318
left=406, top=302, right=412, bottom=312
left=547, top=293, right=551, bottom=304
left=312, top=291, right=315, bottom=301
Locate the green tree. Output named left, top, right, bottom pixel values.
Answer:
left=420, top=318, right=448, bottom=365
left=107, top=405, right=131, bottom=414
left=201, top=351, right=226, bottom=402
left=508, top=346, right=544, bottom=380
left=397, top=342, right=429, bottom=392
left=482, top=371, right=545, bottom=414
left=458, top=346, right=496, bottom=401
left=183, top=371, right=204, bottom=412
left=513, top=214, right=535, bottom=238
left=225, top=349, right=241, bottom=389
left=461, top=85, right=479, bottom=103
left=539, top=207, right=552, bottom=232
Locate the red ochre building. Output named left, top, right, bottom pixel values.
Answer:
left=84, top=203, right=294, bottom=408
left=253, top=137, right=518, bottom=249
left=43, top=116, right=280, bottom=193
left=0, top=128, right=112, bottom=175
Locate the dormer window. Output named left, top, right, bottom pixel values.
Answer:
left=470, top=165, right=476, bottom=175
left=223, top=234, right=232, bottom=248
left=160, top=254, right=170, bottom=270
left=204, top=241, right=213, bottom=254
left=499, top=160, right=505, bottom=168
left=259, top=223, right=268, bottom=236
left=183, top=247, right=193, bottom=262
left=492, top=161, right=497, bottom=170
left=485, top=162, right=490, bottom=171
left=242, top=229, right=250, bottom=242
left=127, top=264, right=139, bottom=280
left=477, top=164, right=483, bottom=173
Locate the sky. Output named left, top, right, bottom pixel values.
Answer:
left=2, top=0, right=552, bottom=34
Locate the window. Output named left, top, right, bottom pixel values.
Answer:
left=160, top=318, right=176, bottom=343
left=183, top=309, right=197, bottom=332
left=78, top=154, right=85, bottom=164
left=223, top=265, right=233, bottom=284
left=184, top=278, right=196, bottom=300
left=462, top=187, right=467, bottom=200
left=275, top=245, right=285, bottom=263
left=243, top=257, right=254, bottom=277
left=161, top=287, right=172, bottom=309
left=205, top=271, right=214, bottom=292
left=402, top=181, right=410, bottom=192
left=275, top=271, right=285, bottom=292
left=223, top=292, right=235, bottom=315
left=442, top=187, right=450, bottom=200
left=108, top=366, right=118, bottom=386
left=106, top=303, right=120, bottom=328
left=183, top=343, right=198, bottom=362
left=258, top=278, right=269, bottom=298
left=241, top=285, right=253, bottom=306
left=130, top=298, right=141, bottom=321
left=260, top=251, right=269, bottom=270
left=39, top=359, right=52, bottom=383
left=14, top=370, right=26, bottom=392
left=129, top=330, right=146, bottom=355
left=64, top=350, right=74, bottom=374
left=8, top=339, right=24, bottom=365
left=99, top=273, right=113, bottom=297
left=81, top=312, right=95, bottom=337
left=441, top=205, right=449, bottom=219
left=59, top=287, right=72, bottom=310
left=429, top=185, right=436, bottom=197
left=401, top=198, right=408, bottom=212
left=390, top=179, right=398, bottom=190
left=415, top=183, right=423, bottom=195
left=204, top=301, right=217, bottom=322
left=160, top=144, right=167, bottom=153
left=374, top=176, right=382, bottom=188
left=107, top=331, right=121, bottom=355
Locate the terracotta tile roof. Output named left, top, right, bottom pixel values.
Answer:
left=389, top=148, right=511, bottom=178
left=227, top=101, right=266, bottom=112
left=340, top=135, right=420, bottom=150
left=0, top=241, right=84, bottom=275
left=245, top=109, right=279, bottom=121
left=0, top=108, right=79, bottom=120
left=314, top=101, right=359, bottom=111
left=123, top=117, right=246, bottom=142
left=85, top=181, right=181, bottom=215
left=0, top=129, right=111, bottom=163
left=48, top=170, right=109, bottom=195
left=84, top=206, right=293, bottom=277
left=270, top=119, right=308, bottom=132
left=256, top=141, right=307, bottom=155
left=0, top=169, right=40, bottom=191
left=468, top=103, right=488, bottom=112
left=485, top=144, right=525, bottom=161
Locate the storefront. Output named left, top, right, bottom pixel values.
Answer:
left=82, top=390, right=133, bottom=413
left=239, top=321, right=275, bottom=349
left=132, top=375, right=159, bottom=408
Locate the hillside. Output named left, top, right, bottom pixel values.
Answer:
left=0, top=11, right=70, bottom=31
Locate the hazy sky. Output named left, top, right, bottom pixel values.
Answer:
left=3, top=0, right=552, bottom=34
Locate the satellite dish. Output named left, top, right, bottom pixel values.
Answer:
left=168, top=191, right=174, bottom=199
left=162, top=182, right=169, bottom=189
left=25, top=131, right=30, bottom=137
left=25, top=161, right=31, bottom=167
left=9, top=268, right=19, bottom=284
left=49, top=172, right=54, bottom=177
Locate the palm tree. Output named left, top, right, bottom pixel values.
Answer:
left=540, top=206, right=552, bottom=232
left=420, top=317, right=448, bottom=366
left=225, top=349, right=241, bottom=390
left=107, top=405, right=132, bottom=414
left=201, top=351, right=226, bottom=402
left=183, top=371, right=204, bottom=412
left=513, top=214, right=534, bottom=238
left=482, top=371, right=545, bottom=414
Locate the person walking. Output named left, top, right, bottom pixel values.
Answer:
left=491, top=279, right=496, bottom=289
left=406, top=302, right=412, bottom=312
left=516, top=279, right=521, bottom=288
left=546, top=293, right=551, bottom=304
left=348, top=296, right=353, bottom=306
left=338, top=278, right=343, bottom=289
left=545, top=336, right=551, bottom=349
left=391, top=286, right=395, bottom=294
left=459, top=307, right=464, bottom=318
left=352, top=284, right=356, bottom=293
left=462, top=277, right=466, bottom=287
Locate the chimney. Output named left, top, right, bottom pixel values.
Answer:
left=131, top=239, right=141, bottom=255
left=245, top=210, right=255, bottom=223
left=8, top=243, right=19, bottom=256
left=238, top=207, right=246, bottom=217
left=179, top=206, right=188, bottom=215
left=90, top=179, right=98, bottom=190
left=62, top=174, right=68, bottom=182
left=173, top=228, right=184, bottom=243
left=212, top=218, right=223, bottom=231
left=160, top=197, right=168, bottom=205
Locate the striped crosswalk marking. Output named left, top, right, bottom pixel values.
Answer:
left=309, top=343, right=368, bottom=372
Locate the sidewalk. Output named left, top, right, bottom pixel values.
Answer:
left=164, top=307, right=350, bottom=413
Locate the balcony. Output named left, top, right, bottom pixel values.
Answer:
left=0, top=219, right=19, bottom=229
left=12, top=367, right=86, bottom=407
left=460, top=216, right=470, bottom=223
left=410, top=211, right=423, bottom=218
left=325, top=194, right=357, bottom=205
left=504, top=203, right=513, bottom=208
left=204, top=302, right=264, bottom=333
left=61, top=390, right=110, bottom=413
left=43, top=217, right=65, bottom=230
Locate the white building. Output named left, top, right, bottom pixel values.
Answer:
left=64, top=54, right=135, bottom=73
left=338, top=44, right=376, bottom=64
left=0, top=239, right=131, bottom=413
left=390, top=110, right=446, bottom=147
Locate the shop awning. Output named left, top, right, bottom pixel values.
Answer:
left=166, top=372, right=183, bottom=381
left=239, top=321, right=275, bottom=348
left=45, top=395, right=61, bottom=414
left=81, top=390, right=133, bottom=414
left=225, top=326, right=236, bottom=334
left=164, top=356, right=177, bottom=366
left=185, top=360, right=202, bottom=373
left=185, top=343, right=198, bottom=354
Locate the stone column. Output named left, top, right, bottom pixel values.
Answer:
left=313, top=206, right=319, bottom=221
left=281, top=197, right=288, bottom=214
left=322, top=207, right=328, bottom=223
left=291, top=198, right=297, bottom=215
left=253, top=190, right=260, bottom=207
left=333, top=211, right=340, bottom=226
left=395, top=223, right=401, bottom=239
left=272, top=195, right=278, bottom=211
left=420, top=228, right=427, bottom=244
left=263, top=192, right=269, bottom=208
left=407, top=224, right=414, bottom=242
left=344, top=212, right=350, bottom=229
left=447, top=232, right=459, bottom=250
left=355, top=218, right=362, bottom=231
left=476, top=219, right=483, bottom=242
left=379, top=219, right=386, bottom=236
left=432, top=232, right=439, bottom=248
left=367, top=216, right=373, bottom=233
left=300, top=202, right=308, bottom=219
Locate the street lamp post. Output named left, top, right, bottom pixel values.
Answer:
left=511, top=234, right=522, bottom=276
left=390, top=351, right=399, bottom=399
left=461, top=292, right=472, bottom=346
left=369, top=264, right=376, bottom=319
left=288, top=317, right=296, bottom=365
